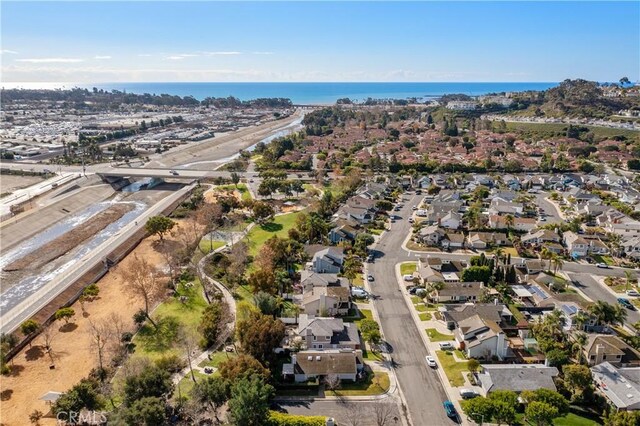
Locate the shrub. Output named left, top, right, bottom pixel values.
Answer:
left=266, top=411, right=326, bottom=426
left=155, top=354, right=187, bottom=373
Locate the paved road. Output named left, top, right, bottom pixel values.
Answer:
left=535, top=192, right=563, bottom=224
left=370, top=193, right=457, bottom=426
left=566, top=272, right=640, bottom=326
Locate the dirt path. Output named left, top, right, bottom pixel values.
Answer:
left=3, top=204, right=134, bottom=272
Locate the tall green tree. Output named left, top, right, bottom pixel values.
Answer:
left=145, top=216, right=175, bottom=241
left=228, top=376, right=274, bottom=426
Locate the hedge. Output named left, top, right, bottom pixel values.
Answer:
left=267, top=411, right=327, bottom=426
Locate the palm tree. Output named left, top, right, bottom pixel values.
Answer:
left=572, top=332, right=588, bottom=364
left=573, top=311, right=590, bottom=331
left=539, top=247, right=553, bottom=272
left=613, top=304, right=628, bottom=326
left=494, top=248, right=505, bottom=267
left=551, top=254, right=563, bottom=275
left=587, top=301, right=610, bottom=326
left=624, top=270, right=635, bottom=292
left=504, top=214, right=515, bottom=232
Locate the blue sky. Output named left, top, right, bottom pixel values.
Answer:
left=1, top=1, right=638, bottom=83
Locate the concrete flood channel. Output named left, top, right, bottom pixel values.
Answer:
left=0, top=180, right=154, bottom=313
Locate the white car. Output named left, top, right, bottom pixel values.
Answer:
left=627, top=290, right=640, bottom=297
left=596, top=263, right=611, bottom=269
left=425, top=356, right=437, bottom=368
left=403, top=274, right=415, bottom=281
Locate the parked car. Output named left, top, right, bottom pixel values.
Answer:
left=626, top=290, right=640, bottom=297
left=459, top=388, right=480, bottom=399
left=367, top=275, right=374, bottom=282
left=596, top=263, right=610, bottom=269
left=412, top=206, right=417, bottom=210
left=443, top=401, right=457, bottom=418
left=439, top=342, right=454, bottom=351
left=351, top=287, right=369, bottom=298
left=425, top=356, right=437, bottom=368
left=618, top=298, right=636, bottom=310
left=403, top=274, right=415, bottom=281
left=408, top=286, right=418, bottom=295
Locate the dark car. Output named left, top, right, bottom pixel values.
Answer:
left=618, top=298, right=636, bottom=310
left=443, top=401, right=457, bottom=418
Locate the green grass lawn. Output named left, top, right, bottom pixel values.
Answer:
left=415, top=304, right=429, bottom=312
left=435, top=350, right=466, bottom=387
left=327, top=372, right=390, bottom=397
left=132, top=280, right=208, bottom=362
left=352, top=309, right=373, bottom=327
left=592, top=254, right=615, bottom=266
left=173, top=369, right=209, bottom=399
left=246, top=211, right=303, bottom=256
left=515, top=412, right=601, bottom=426
left=353, top=273, right=364, bottom=286
left=199, top=350, right=238, bottom=369
left=217, top=183, right=252, bottom=201
left=425, top=328, right=454, bottom=342
left=504, top=121, right=640, bottom=141
left=419, top=312, right=433, bottom=321
left=232, top=284, right=253, bottom=303
left=198, top=239, right=226, bottom=254
left=400, top=262, right=417, bottom=275
left=411, top=296, right=423, bottom=304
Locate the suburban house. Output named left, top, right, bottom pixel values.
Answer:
left=329, top=219, right=361, bottom=244
left=440, top=211, right=462, bottom=229
left=441, top=303, right=513, bottom=331
left=430, top=282, right=484, bottom=304
left=489, top=199, right=524, bottom=216
left=591, top=362, right=640, bottom=411
left=521, top=229, right=561, bottom=246
left=454, top=314, right=509, bottom=360
left=622, top=236, right=640, bottom=257
left=294, top=314, right=360, bottom=351
left=300, top=286, right=351, bottom=317
left=581, top=334, right=640, bottom=367
left=466, top=232, right=508, bottom=250
left=282, top=349, right=364, bottom=383
left=488, top=215, right=536, bottom=232
left=476, top=364, right=559, bottom=395
left=522, top=259, right=545, bottom=275
left=334, top=196, right=377, bottom=225
left=418, top=225, right=446, bottom=246
left=311, top=247, right=345, bottom=274
left=564, top=231, right=590, bottom=258
left=300, top=271, right=349, bottom=293
left=418, top=257, right=466, bottom=283
left=356, top=182, right=388, bottom=200
left=441, top=232, right=465, bottom=250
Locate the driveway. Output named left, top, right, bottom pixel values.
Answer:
left=368, top=192, right=459, bottom=426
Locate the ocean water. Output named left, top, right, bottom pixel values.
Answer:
left=5, top=82, right=558, bottom=105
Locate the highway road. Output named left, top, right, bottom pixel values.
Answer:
left=0, top=183, right=197, bottom=334
left=370, top=193, right=457, bottom=426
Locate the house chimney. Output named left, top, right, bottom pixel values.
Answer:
left=494, top=298, right=498, bottom=305
left=595, top=344, right=605, bottom=365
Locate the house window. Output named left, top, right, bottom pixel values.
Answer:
left=313, top=336, right=317, bottom=341
left=318, top=344, right=323, bottom=349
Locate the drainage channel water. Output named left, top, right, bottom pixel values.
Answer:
left=0, top=200, right=147, bottom=312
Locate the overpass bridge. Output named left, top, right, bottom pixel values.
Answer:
left=97, top=167, right=315, bottom=182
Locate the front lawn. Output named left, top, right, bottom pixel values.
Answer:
left=411, top=296, right=423, bottom=304
left=327, top=372, right=390, bottom=397
left=199, top=350, right=238, bottom=369
left=415, top=304, right=429, bottom=312
left=419, top=312, right=433, bottom=321
left=514, top=412, right=601, bottom=426
left=246, top=211, right=303, bottom=256
left=425, top=328, right=454, bottom=342
left=174, top=369, right=209, bottom=399
left=435, top=350, right=466, bottom=387
left=400, top=262, right=417, bottom=275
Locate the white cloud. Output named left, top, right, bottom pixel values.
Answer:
left=203, top=51, right=242, bottom=56
left=94, top=55, right=112, bottom=60
left=15, top=58, right=83, bottom=63
left=137, top=54, right=152, bottom=57
left=252, top=51, right=274, bottom=55
left=0, top=49, right=18, bottom=55
left=165, top=53, right=200, bottom=60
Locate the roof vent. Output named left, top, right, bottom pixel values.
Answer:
left=316, top=356, right=322, bottom=361
left=307, top=356, right=313, bottom=361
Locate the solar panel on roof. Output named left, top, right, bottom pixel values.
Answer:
left=561, top=304, right=578, bottom=316
left=530, top=286, right=549, bottom=300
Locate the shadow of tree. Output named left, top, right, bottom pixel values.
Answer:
left=0, top=389, right=13, bottom=401
left=136, top=316, right=180, bottom=353
left=24, top=345, right=45, bottom=361
left=260, top=222, right=283, bottom=232
left=7, top=364, right=25, bottom=377
left=59, top=323, right=78, bottom=333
